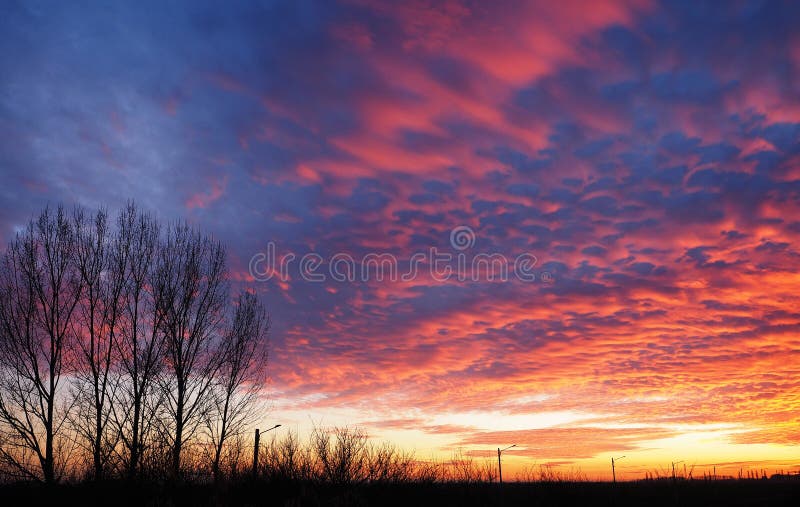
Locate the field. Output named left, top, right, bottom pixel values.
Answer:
left=2, top=477, right=799, bottom=507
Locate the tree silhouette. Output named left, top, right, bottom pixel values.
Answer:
left=0, top=206, right=83, bottom=482
left=206, top=291, right=269, bottom=481
left=156, top=222, right=228, bottom=478
left=70, top=207, right=124, bottom=480
left=0, top=203, right=270, bottom=482
left=111, top=204, right=164, bottom=479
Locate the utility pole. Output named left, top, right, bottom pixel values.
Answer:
left=672, top=460, right=684, bottom=482
left=612, top=455, right=625, bottom=484
left=252, top=424, right=281, bottom=478
left=497, top=448, right=502, bottom=484
left=497, top=444, right=516, bottom=484
left=252, top=428, right=260, bottom=477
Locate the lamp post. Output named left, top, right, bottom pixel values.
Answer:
left=672, top=460, right=684, bottom=481
left=612, top=455, right=626, bottom=484
left=497, top=444, right=516, bottom=484
left=252, top=424, right=281, bottom=477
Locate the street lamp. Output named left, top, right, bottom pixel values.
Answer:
left=497, top=444, right=516, bottom=484
left=612, top=455, right=626, bottom=484
left=672, top=460, right=684, bottom=481
left=252, top=424, right=282, bottom=476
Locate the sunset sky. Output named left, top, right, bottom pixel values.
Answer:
left=1, top=0, right=800, bottom=479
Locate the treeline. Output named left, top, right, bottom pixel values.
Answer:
left=258, top=427, right=498, bottom=485
left=0, top=204, right=268, bottom=483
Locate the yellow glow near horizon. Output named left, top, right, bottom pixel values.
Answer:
left=258, top=402, right=800, bottom=481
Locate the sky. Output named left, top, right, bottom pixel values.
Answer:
left=1, top=0, right=800, bottom=479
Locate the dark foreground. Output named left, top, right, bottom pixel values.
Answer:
left=3, top=478, right=799, bottom=507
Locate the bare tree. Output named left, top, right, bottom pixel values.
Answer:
left=206, top=292, right=269, bottom=481
left=111, top=203, right=164, bottom=479
left=0, top=203, right=275, bottom=483
left=0, top=206, right=83, bottom=482
left=156, top=223, right=228, bottom=477
left=311, top=426, right=370, bottom=485
left=70, top=207, right=126, bottom=480
left=261, top=430, right=311, bottom=481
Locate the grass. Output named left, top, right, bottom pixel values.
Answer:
left=3, top=426, right=798, bottom=505
left=2, top=476, right=799, bottom=507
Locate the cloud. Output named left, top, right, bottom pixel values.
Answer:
left=2, top=0, right=800, bottom=477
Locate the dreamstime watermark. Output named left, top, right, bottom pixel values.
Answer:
left=248, top=226, right=552, bottom=284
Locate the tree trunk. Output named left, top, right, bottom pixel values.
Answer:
left=44, top=395, right=55, bottom=484
left=94, top=404, right=103, bottom=480
left=212, top=396, right=230, bottom=482
left=129, top=393, right=141, bottom=479
left=172, top=385, right=185, bottom=478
